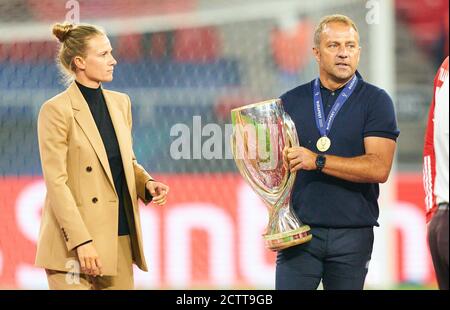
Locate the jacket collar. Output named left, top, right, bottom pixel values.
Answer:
left=67, top=82, right=116, bottom=195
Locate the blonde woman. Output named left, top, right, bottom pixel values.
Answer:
left=35, top=23, right=169, bottom=290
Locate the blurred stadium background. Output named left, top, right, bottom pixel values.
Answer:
left=0, top=0, right=448, bottom=289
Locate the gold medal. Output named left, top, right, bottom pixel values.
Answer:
left=316, top=136, right=331, bottom=152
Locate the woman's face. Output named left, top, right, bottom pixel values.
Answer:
left=76, top=34, right=117, bottom=85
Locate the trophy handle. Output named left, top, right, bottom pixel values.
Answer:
left=282, top=112, right=299, bottom=148
left=281, top=112, right=299, bottom=192
left=265, top=112, right=299, bottom=223
left=230, top=127, right=272, bottom=202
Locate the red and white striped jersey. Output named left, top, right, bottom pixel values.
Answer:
left=423, top=56, right=449, bottom=222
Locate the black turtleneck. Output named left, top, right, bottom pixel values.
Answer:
left=75, top=81, right=130, bottom=236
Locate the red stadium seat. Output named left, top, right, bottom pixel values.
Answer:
left=146, top=32, right=169, bottom=60
left=395, top=0, right=449, bottom=47
left=115, top=34, right=143, bottom=62
left=173, top=27, right=221, bottom=63
left=270, top=21, right=313, bottom=74
left=27, top=0, right=196, bottom=20
left=0, top=41, right=56, bottom=63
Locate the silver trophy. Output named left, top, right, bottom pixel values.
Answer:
left=230, top=99, right=311, bottom=251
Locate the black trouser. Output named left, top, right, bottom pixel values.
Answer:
left=428, top=203, right=449, bottom=290
left=276, top=226, right=374, bottom=290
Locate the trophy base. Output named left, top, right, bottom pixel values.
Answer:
left=263, top=225, right=312, bottom=251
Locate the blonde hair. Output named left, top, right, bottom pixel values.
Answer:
left=52, top=23, right=104, bottom=85
left=314, top=14, right=359, bottom=47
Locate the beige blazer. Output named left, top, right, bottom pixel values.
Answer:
left=35, top=82, right=152, bottom=275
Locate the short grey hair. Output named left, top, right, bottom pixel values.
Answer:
left=314, top=14, right=359, bottom=47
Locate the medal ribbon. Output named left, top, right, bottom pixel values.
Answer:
left=313, top=74, right=358, bottom=138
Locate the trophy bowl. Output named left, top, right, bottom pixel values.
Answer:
left=230, top=99, right=312, bottom=251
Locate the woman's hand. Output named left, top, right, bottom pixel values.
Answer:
left=76, top=242, right=103, bottom=276
left=146, top=181, right=170, bottom=206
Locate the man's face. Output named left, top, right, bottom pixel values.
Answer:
left=313, top=22, right=361, bottom=82
left=76, top=34, right=117, bottom=84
